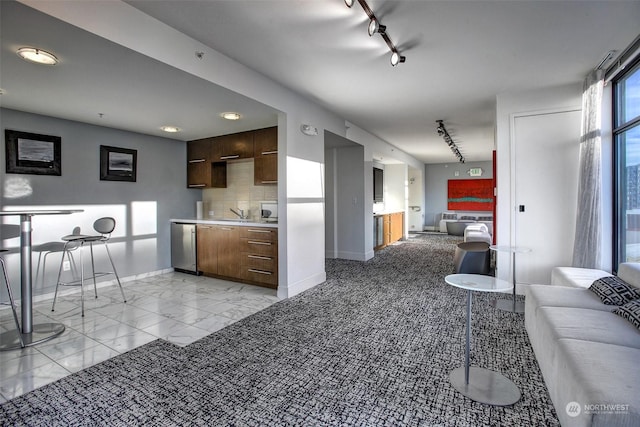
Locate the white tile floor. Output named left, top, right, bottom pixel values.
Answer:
left=0, top=272, right=278, bottom=403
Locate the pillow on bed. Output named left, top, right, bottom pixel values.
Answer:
left=613, top=299, right=640, bottom=330
left=442, top=213, right=457, bottom=220
left=589, top=276, right=640, bottom=305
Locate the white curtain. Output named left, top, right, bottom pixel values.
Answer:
left=572, top=69, right=604, bottom=268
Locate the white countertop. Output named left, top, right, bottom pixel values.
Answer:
left=170, top=218, right=278, bottom=228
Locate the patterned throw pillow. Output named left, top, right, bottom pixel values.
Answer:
left=613, top=299, right=640, bottom=330
left=442, top=213, right=457, bottom=220
left=589, top=276, right=640, bottom=305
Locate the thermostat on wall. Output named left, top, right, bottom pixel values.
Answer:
left=468, top=167, right=483, bottom=177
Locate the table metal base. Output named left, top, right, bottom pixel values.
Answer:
left=450, top=366, right=521, bottom=406
left=0, top=323, right=65, bottom=351
left=490, top=298, right=525, bottom=313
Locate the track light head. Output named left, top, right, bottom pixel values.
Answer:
left=344, top=0, right=355, bottom=7
left=368, top=19, right=386, bottom=36
left=390, top=51, right=405, bottom=66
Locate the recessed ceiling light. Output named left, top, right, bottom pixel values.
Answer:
left=16, top=47, right=59, bottom=65
left=220, top=112, right=241, bottom=121
left=161, top=125, right=181, bottom=133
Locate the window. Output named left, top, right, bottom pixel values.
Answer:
left=614, top=59, right=640, bottom=266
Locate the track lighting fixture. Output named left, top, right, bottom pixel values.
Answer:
left=368, top=19, right=386, bottom=36
left=436, top=120, right=465, bottom=163
left=345, top=0, right=405, bottom=67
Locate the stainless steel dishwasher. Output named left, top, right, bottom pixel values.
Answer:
left=171, top=222, right=198, bottom=274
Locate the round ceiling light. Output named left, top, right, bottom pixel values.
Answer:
left=161, top=125, right=181, bottom=133
left=220, top=112, right=241, bottom=121
left=17, top=47, right=59, bottom=65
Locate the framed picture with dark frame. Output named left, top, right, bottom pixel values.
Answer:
left=5, top=129, right=62, bottom=176
left=100, top=145, right=137, bottom=182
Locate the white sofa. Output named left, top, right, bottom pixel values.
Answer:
left=438, top=212, right=493, bottom=234
left=526, top=263, right=640, bottom=427
left=551, top=266, right=613, bottom=288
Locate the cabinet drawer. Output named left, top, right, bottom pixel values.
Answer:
left=242, top=266, right=277, bottom=286
left=239, top=227, right=277, bottom=241
left=241, top=253, right=276, bottom=271
left=239, top=238, right=277, bottom=256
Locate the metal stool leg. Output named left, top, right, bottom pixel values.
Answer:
left=103, top=242, right=126, bottom=303
left=89, top=243, right=98, bottom=299
left=1, top=257, right=25, bottom=348
left=52, top=241, right=76, bottom=312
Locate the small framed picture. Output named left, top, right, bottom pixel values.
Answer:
left=5, top=129, right=62, bottom=176
left=100, top=145, right=137, bottom=182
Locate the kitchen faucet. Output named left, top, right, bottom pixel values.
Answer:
left=230, top=208, right=247, bottom=219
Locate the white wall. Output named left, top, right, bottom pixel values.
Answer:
left=407, top=166, right=424, bottom=232
left=0, top=108, right=199, bottom=300
left=424, top=161, right=494, bottom=230
left=20, top=0, right=425, bottom=299
left=495, top=83, right=586, bottom=286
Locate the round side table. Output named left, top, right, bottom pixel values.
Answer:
left=445, top=273, right=521, bottom=406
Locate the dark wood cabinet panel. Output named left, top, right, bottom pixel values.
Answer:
left=254, top=127, right=277, bottom=185
left=196, top=225, right=218, bottom=274
left=213, top=131, right=254, bottom=161
left=187, top=138, right=213, bottom=188
left=240, top=226, right=278, bottom=287
left=215, top=226, right=240, bottom=278
left=197, top=225, right=277, bottom=288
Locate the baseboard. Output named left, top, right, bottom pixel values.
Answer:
left=21, top=268, right=174, bottom=305
left=278, top=271, right=326, bottom=300
left=335, top=251, right=369, bottom=261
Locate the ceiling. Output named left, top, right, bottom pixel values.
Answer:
left=2, top=1, right=640, bottom=164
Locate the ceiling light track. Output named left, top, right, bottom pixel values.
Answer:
left=346, top=0, right=406, bottom=66
left=436, top=120, right=465, bottom=163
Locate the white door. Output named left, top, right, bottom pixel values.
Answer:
left=512, top=109, right=581, bottom=284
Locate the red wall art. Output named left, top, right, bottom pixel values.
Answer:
left=447, top=179, right=494, bottom=211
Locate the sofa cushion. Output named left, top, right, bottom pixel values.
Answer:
left=551, top=266, right=612, bottom=288
left=589, top=276, right=640, bottom=305
left=537, top=307, right=640, bottom=349
left=613, top=299, right=640, bottom=330
left=553, top=339, right=640, bottom=427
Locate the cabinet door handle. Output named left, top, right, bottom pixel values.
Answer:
left=248, top=255, right=272, bottom=260
left=261, top=151, right=278, bottom=155
left=248, top=269, right=272, bottom=275
left=188, top=184, right=206, bottom=187
left=247, top=229, right=271, bottom=233
left=220, top=155, right=240, bottom=160
left=220, top=227, right=233, bottom=231
left=248, top=241, right=271, bottom=246
left=188, top=159, right=206, bottom=163
left=260, top=180, right=278, bottom=184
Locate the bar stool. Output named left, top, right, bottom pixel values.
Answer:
left=454, top=241, right=491, bottom=275
left=1, top=250, right=24, bottom=348
left=52, top=217, right=126, bottom=316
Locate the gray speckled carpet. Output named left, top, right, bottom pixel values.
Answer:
left=0, top=233, right=558, bottom=426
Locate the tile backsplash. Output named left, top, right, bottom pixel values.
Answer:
left=202, top=160, right=277, bottom=221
